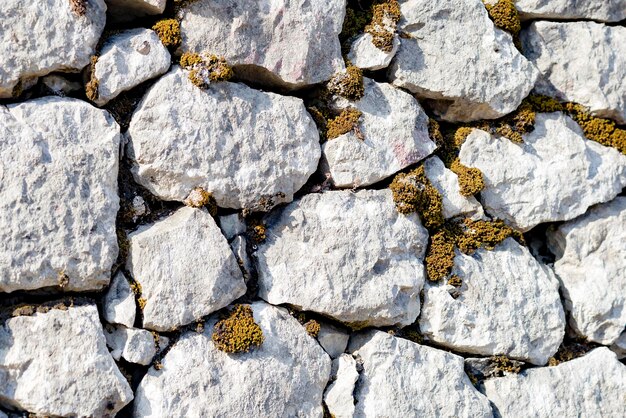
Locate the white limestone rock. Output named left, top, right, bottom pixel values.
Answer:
left=516, top=0, right=626, bottom=22
left=41, top=74, right=82, bottom=96
left=547, top=197, right=626, bottom=345
left=256, top=189, right=429, bottom=328
left=522, top=21, right=626, bottom=124
left=483, top=348, right=626, bottom=418
left=0, top=97, right=120, bottom=293
left=177, top=0, right=346, bottom=89
left=347, top=33, right=400, bottom=71
left=103, top=272, right=137, bottom=328
left=459, top=113, right=626, bottom=231
left=0, top=304, right=133, bottom=417
left=324, top=78, right=436, bottom=188
left=324, top=354, right=358, bottom=418
left=133, top=301, right=331, bottom=417
left=389, top=0, right=538, bottom=122
left=93, top=28, right=171, bottom=106
left=420, top=238, right=565, bottom=365
left=219, top=213, right=247, bottom=241
left=105, top=325, right=157, bottom=366
left=348, top=331, right=493, bottom=417
left=423, top=156, right=485, bottom=220
left=106, top=0, right=167, bottom=19
left=0, top=0, right=106, bottom=98
left=126, top=207, right=246, bottom=331
left=610, top=331, right=626, bottom=359
left=128, top=68, right=321, bottom=211
left=318, top=323, right=350, bottom=359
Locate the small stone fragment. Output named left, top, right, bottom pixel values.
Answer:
left=324, top=354, right=359, bottom=418
left=347, top=32, right=400, bottom=71
left=103, top=271, right=137, bottom=328
left=219, top=213, right=247, bottom=241
left=105, top=325, right=157, bottom=366
left=317, top=323, right=350, bottom=359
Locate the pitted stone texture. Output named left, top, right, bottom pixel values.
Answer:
left=389, top=0, right=538, bottom=122
left=256, top=189, right=428, bottom=328
left=178, top=0, right=346, bottom=89
left=348, top=331, right=493, bottom=417
left=423, top=156, right=485, bottom=221
left=459, top=113, right=626, bottom=231
left=0, top=304, right=133, bottom=417
left=128, top=68, right=320, bottom=211
left=347, top=33, right=399, bottom=71
left=105, top=325, right=157, bottom=366
left=126, top=207, right=246, bottom=331
left=420, top=238, right=565, bottom=365
left=547, top=197, right=626, bottom=345
left=324, top=78, right=436, bottom=188
left=516, top=0, right=626, bottom=22
left=483, top=348, right=626, bottom=418
left=133, top=302, right=331, bottom=417
left=0, top=0, right=106, bottom=98
left=93, top=28, right=171, bottom=106
left=522, top=21, right=626, bottom=124
left=103, top=272, right=137, bottom=328
left=324, top=354, right=358, bottom=418
left=0, top=97, right=120, bottom=293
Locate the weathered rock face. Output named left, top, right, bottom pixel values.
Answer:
left=317, top=323, right=350, bottom=359
left=547, top=197, right=626, bottom=345
left=348, top=331, right=493, bottom=417
left=324, top=354, right=358, bottom=418
left=0, top=0, right=107, bottom=98
left=611, top=332, right=626, bottom=359
left=0, top=97, right=120, bottom=293
left=178, top=0, right=346, bottom=89
left=133, top=302, right=331, bottom=417
left=128, top=68, right=320, bottom=211
left=516, top=0, right=626, bottom=22
left=0, top=304, right=133, bottom=417
left=347, top=33, right=400, bottom=71
left=256, top=189, right=428, bottom=328
left=93, top=28, right=171, bottom=106
left=522, top=21, right=626, bottom=124
left=323, top=78, right=436, bottom=188
left=482, top=348, right=626, bottom=417
left=103, top=272, right=137, bottom=328
left=104, top=325, right=157, bottom=366
left=389, top=0, right=538, bottom=122
left=459, top=113, right=626, bottom=231
left=420, top=238, right=565, bottom=365
left=106, top=0, right=167, bottom=20
left=126, top=207, right=246, bottom=331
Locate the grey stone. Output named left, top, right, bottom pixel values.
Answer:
left=347, top=32, right=400, bottom=71
left=103, top=271, right=137, bottom=328
left=610, top=331, right=626, bottom=359
left=516, top=0, right=626, bottom=22
left=219, top=213, right=247, bottom=241
left=324, top=354, right=358, bottom=418
left=106, top=0, right=167, bottom=21
left=318, top=323, right=350, bottom=359
left=105, top=325, right=157, bottom=366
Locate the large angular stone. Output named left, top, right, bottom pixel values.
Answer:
left=522, top=21, right=626, bottom=124
left=516, top=0, right=626, bottom=22
left=126, top=207, right=246, bottom=331
left=0, top=0, right=106, bottom=98
left=133, top=302, right=331, bottom=417
left=177, top=0, right=346, bottom=89
left=547, top=197, right=626, bottom=345
left=420, top=238, right=565, bottom=365
left=347, top=331, right=493, bottom=417
left=483, top=348, right=626, bottom=417
left=389, top=0, right=538, bottom=122
left=323, top=78, right=436, bottom=188
left=103, top=272, right=137, bottom=328
left=256, top=189, right=428, bottom=328
left=128, top=68, right=320, bottom=211
left=0, top=304, right=133, bottom=417
left=459, top=113, right=626, bottom=231
left=0, top=97, right=120, bottom=293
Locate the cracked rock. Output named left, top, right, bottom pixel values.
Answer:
left=324, top=354, right=359, bottom=418
left=103, top=271, right=137, bottom=328
left=104, top=325, right=157, bottom=366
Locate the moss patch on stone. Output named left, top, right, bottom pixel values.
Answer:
left=484, top=0, right=521, bottom=37
left=183, top=187, right=217, bottom=216
left=340, top=7, right=372, bottom=51
left=565, top=103, right=626, bottom=154
left=212, top=304, right=264, bottom=353
left=327, top=65, right=365, bottom=102
left=450, top=158, right=484, bottom=196
left=425, top=227, right=456, bottom=281
left=85, top=55, right=99, bottom=102
left=365, top=0, right=401, bottom=52
left=152, top=19, right=181, bottom=48
left=326, top=108, right=363, bottom=140
left=390, top=166, right=444, bottom=229
left=304, top=320, right=321, bottom=338
left=180, top=52, right=233, bottom=88
left=490, top=355, right=522, bottom=376
left=247, top=219, right=267, bottom=244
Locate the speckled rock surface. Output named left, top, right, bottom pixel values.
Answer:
left=516, top=0, right=626, bottom=22
left=103, top=272, right=137, bottom=328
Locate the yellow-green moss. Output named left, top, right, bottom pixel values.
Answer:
left=304, top=320, right=321, bottom=338
left=138, top=297, right=147, bottom=310
left=212, top=304, right=264, bottom=353
left=182, top=53, right=234, bottom=88
left=183, top=187, right=217, bottom=215
left=85, top=55, right=99, bottom=101
left=307, top=106, right=329, bottom=140
left=248, top=220, right=267, bottom=244
left=455, top=219, right=524, bottom=255
left=179, top=52, right=203, bottom=69
left=152, top=19, right=181, bottom=48
left=525, top=94, right=564, bottom=113
left=365, top=0, right=401, bottom=52
left=448, top=275, right=462, bottom=287
left=438, top=126, right=474, bottom=166
left=450, top=158, right=484, bottom=196
left=326, top=108, right=363, bottom=140
left=327, top=65, right=364, bottom=101
left=340, top=7, right=372, bottom=47
left=69, top=0, right=87, bottom=16
left=389, top=166, right=444, bottom=229
left=428, top=119, right=445, bottom=148
left=565, top=103, right=626, bottom=154
left=425, top=228, right=456, bottom=281
left=485, top=0, right=521, bottom=36
left=490, top=355, right=521, bottom=375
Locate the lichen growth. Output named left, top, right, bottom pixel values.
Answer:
left=183, top=187, right=217, bottom=215
left=526, top=95, right=564, bottom=113
left=565, top=103, right=626, bottom=154
left=365, top=0, right=401, bottom=52
left=389, top=166, right=444, bottom=229
left=484, top=0, right=521, bottom=37
left=425, top=228, right=456, bottom=281
left=85, top=55, right=99, bottom=102
left=326, top=108, right=363, bottom=140
left=448, top=275, right=462, bottom=287
left=180, top=52, right=233, bottom=88
left=450, top=158, right=484, bottom=196
left=327, top=65, right=364, bottom=102
left=304, top=320, right=321, bottom=338
left=340, top=7, right=372, bottom=48
left=212, top=304, right=264, bottom=353
left=69, top=0, right=87, bottom=16
left=490, top=355, right=522, bottom=376
left=152, top=19, right=181, bottom=48
left=138, top=297, right=147, bottom=310
left=247, top=220, right=267, bottom=244
left=179, top=52, right=203, bottom=68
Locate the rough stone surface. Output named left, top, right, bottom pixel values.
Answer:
left=459, top=113, right=626, bottom=231
left=104, top=325, right=157, bottom=366
left=348, top=331, right=493, bottom=417
left=347, top=33, right=399, bottom=71
left=0, top=0, right=107, bottom=98
left=420, top=238, right=565, bottom=365
left=547, top=197, right=626, bottom=345
left=178, top=0, right=346, bottom=89
left=256, top=189, right=429, bottom=328
left=318, top=323, right=350, bottom=359
left=0, top=97, right=120, bottom=293
left=106, top=0, right=167, bottom=19
left=324, top=354, right=358, bottom=418
left=389, top=0, right=538, bottom=122
left=41, top=74, right=82, bottom=96
left=128, top=68, right=320, bottom=211
left=324, top=78, right=436, bottom=188
left=522, top=21, right=626, bottom=124
left=516, top=0, right=626, bottom=22
left=423, top=156, right=485, bottom=220
left=610, top=332, right=626, bottom=359
left=219, top=213, right=247, bottom=241
left=133, top=301, right=331, bottom=417
left=126, top=207, right=246, bottom=331
left=103, top=272, right=137, bottom=328
left=93, top=28, right=171, bottom=106
left=483, top=348, right=626, bottom=417
left=0, top=304, right=133, bottom=417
